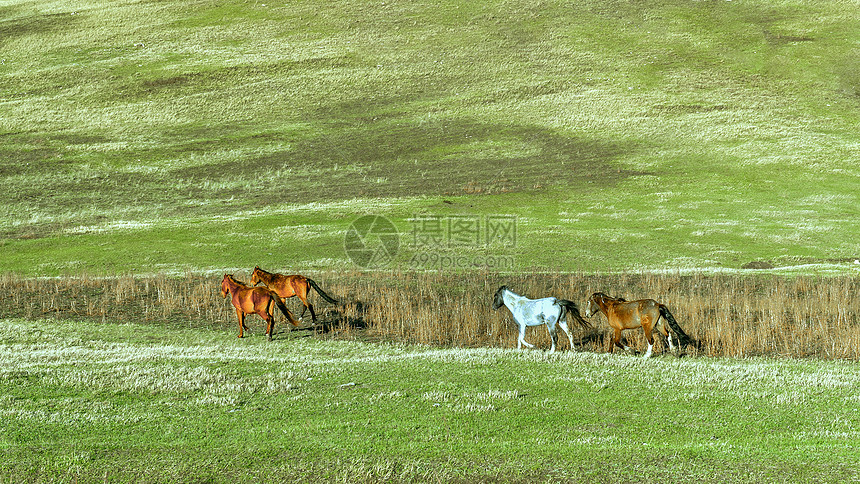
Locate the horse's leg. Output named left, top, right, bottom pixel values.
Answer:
left=297, top=286, right=316, bottom=323
left=236, top=309, right=245, bottom=338
left=658, top=320, right=675, bottom=354
left=517, top=324, right=534, bottom=349
left=297, top=298, right=316, bottom=324
left=642, top=321, right=656, bottom=358
left=643, top=334, right=654, bottom=358
left=546, top=323, right=559, bottom=352
left=611, top=328, right=626, bottom=353
left=262, top=310, right=274, bottom=341
left=558, top=320, right=575, bottom=352
left=275, top=297, right=295, bottom=323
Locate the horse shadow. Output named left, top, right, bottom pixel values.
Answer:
left=271, top=300, right=368, bottom=339
left=578, top=327, right=700, bottom=357
left=578, top=328, right=606, bottom=347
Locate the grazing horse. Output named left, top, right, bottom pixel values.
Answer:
left=220, top=274, right=299, bottom=340
left=250, top=267, right=338, bottom=323
left=492, top=285, right=592, bottom=352
left=584, top=292, right=693, bottom=358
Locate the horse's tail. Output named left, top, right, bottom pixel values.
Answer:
left=273, top=293, right=299, bottom=326
left=558, top=299, right=592, bottom=329
left=307, top=278, right=338, bottom=304
left=658, top=304, right=694, bottom=347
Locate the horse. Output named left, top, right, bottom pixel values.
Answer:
left=584, top=292, right=693, bottom=358
left=492, top=285, right=592, bottom=352
left=220, top=274, right=299, bottom=340
left=250, top=267, right=338, bottom=324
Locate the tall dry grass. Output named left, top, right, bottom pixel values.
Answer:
left=1, top=271, right=858, bottom=359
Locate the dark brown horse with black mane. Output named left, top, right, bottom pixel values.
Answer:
left=250, top=267, right=338, bottom=323
left=584, top=292, right=694, bottom=357
left=220, top=274, right=298, bottom=340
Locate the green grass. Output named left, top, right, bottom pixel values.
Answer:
left=3, top=317, right=860, bottom=482
left=2, top=0, right=859, bottom=275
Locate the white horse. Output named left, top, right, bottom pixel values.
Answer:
left=492, top=285, right=592, bottom=352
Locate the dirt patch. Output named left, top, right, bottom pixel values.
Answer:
left=763, top=30, right=814, bottom=44
left=742, top=261, right=774, bottom=270
left=175, top=119, right=649, bottom=204
left=0, top=7, right=84, bottom=48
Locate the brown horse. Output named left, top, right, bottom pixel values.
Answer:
left=584, top=292, right=693, bottom=358
left=220, top=274, right=298, bottom=340
left=250, top=267, right=338, bottom=323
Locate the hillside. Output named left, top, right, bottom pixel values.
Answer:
left=2, top=0, right=858, bottom=274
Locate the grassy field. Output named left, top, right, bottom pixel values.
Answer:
left=3, top=0, right=860, bottom=480
left=3, top=317, right=860, bottom=482
left=2, top=0, right=859, bottom=275
left=3, top=268, right=859, bottom=480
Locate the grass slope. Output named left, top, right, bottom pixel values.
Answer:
left=2, top=0, right=859, bottom=274
left=2, top=318, right=860, bottom=482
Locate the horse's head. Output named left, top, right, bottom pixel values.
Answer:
left=220, top=274, right=232, bottom=298
left=584, top=292, right=603, bottom=318
left=492, top=285, right=508, bottom=310
left=250, top=267, right=261, bottom=286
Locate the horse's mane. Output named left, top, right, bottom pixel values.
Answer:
left=226, top=274, right=250, bottom=287
left=591, top=292, right=626, bottom=302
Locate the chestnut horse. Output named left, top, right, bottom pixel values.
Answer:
left=250, top=267, right=338, bottom=323
left=584, top=292, right=693, bottom=358
left=220, top=274, right=298, bottom=340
